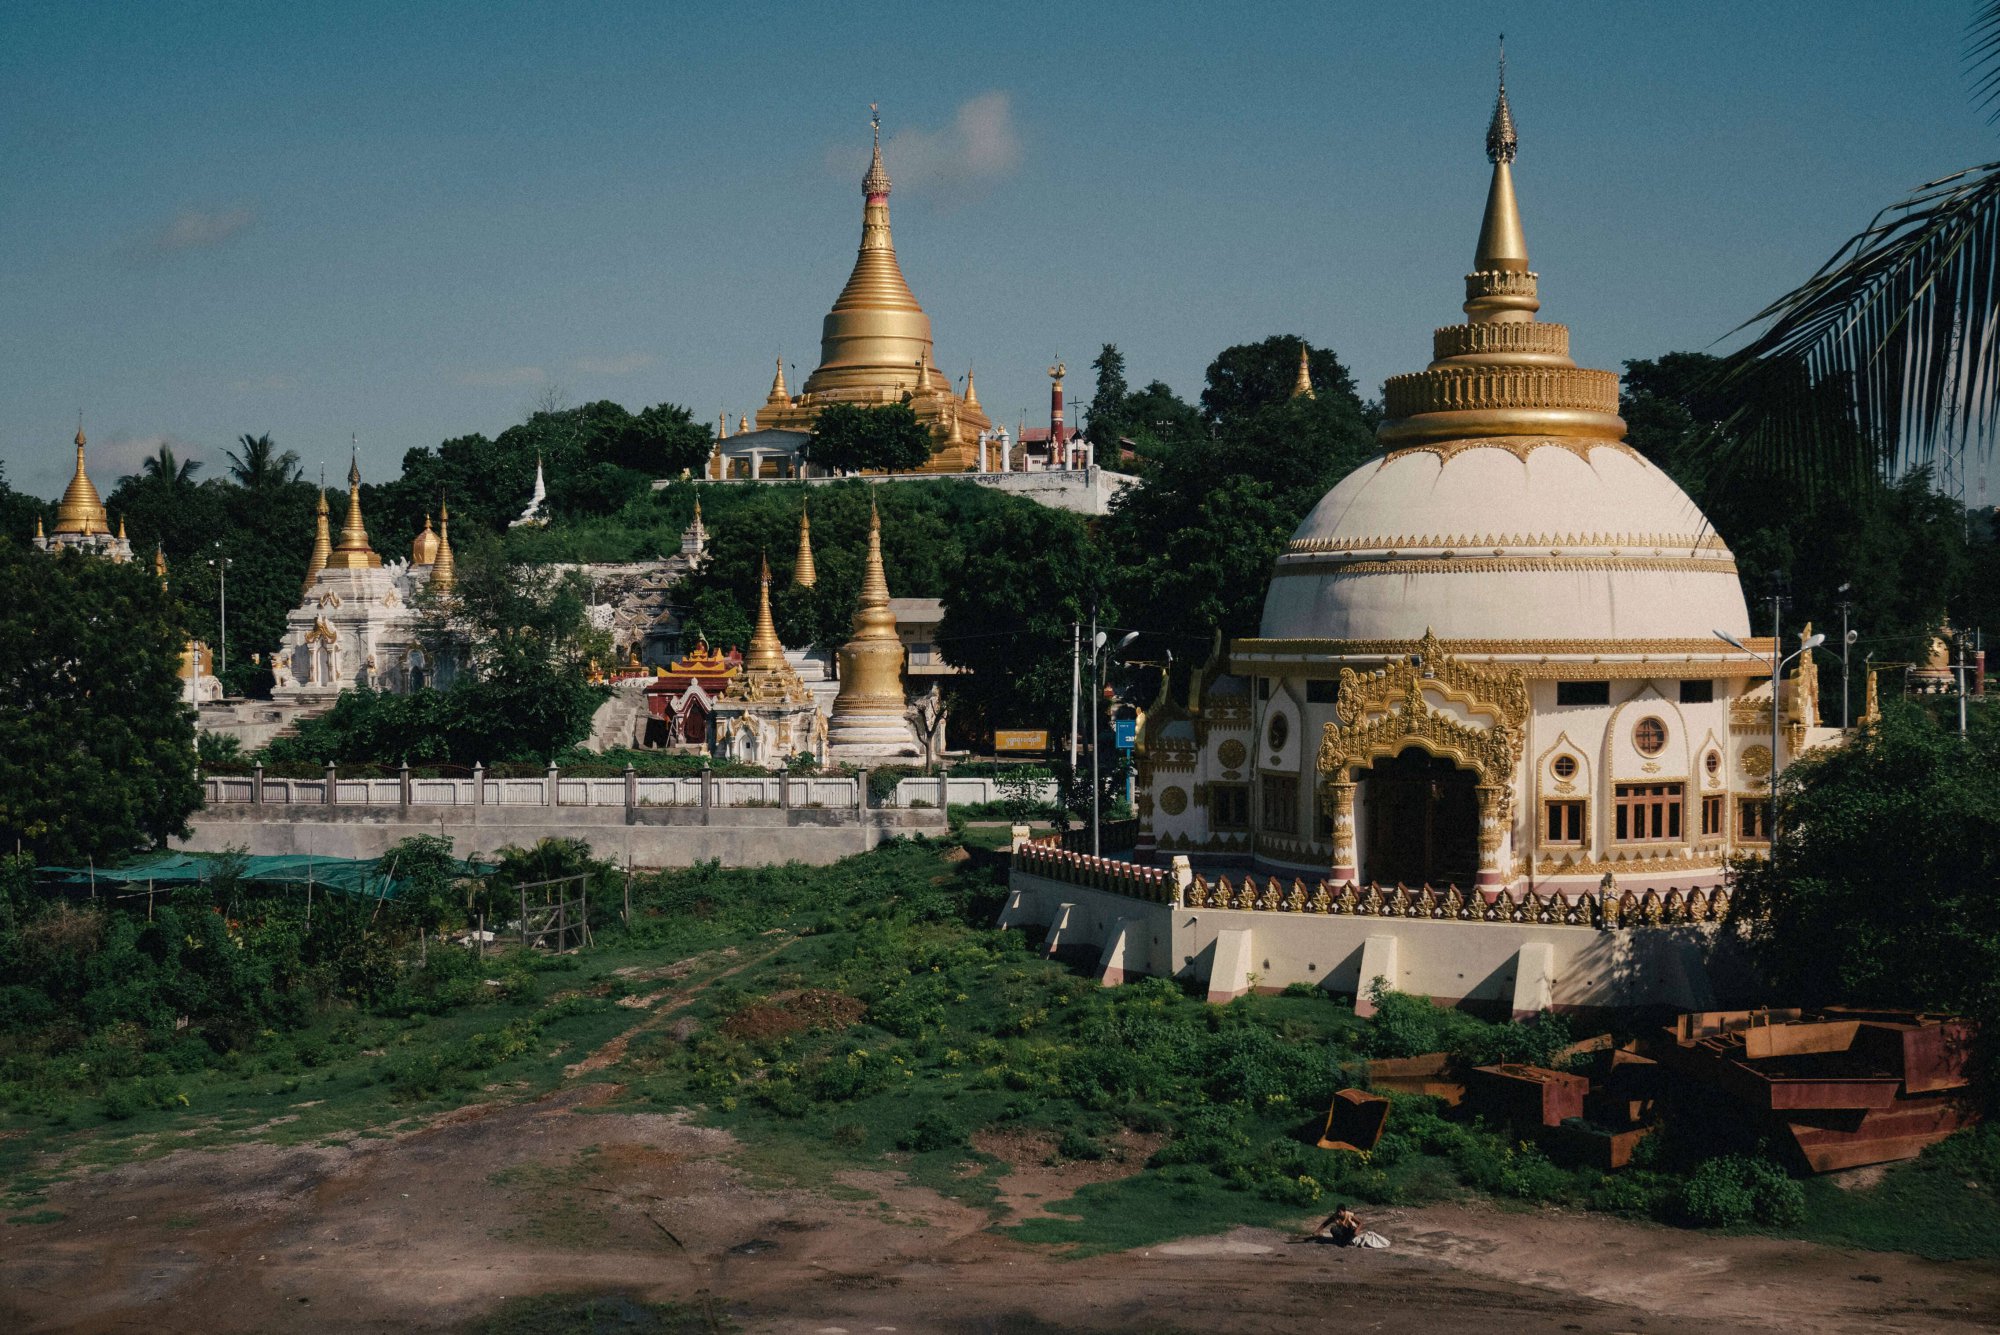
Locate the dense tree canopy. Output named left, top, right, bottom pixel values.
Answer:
left=0, top=539, right=202, bottom=863
left=1100, top=334, right=1378, bottom=650
left=803, top=402, right=935, bottom=474
left=1732, top=702, right=2000, bottom=1087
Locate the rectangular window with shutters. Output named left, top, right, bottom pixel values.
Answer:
left=1557, top=681, right=1611, bottom=706
left=1738, top=797, right=1771, bottom=842
left=1260, top=775, right=1299, bottom=835
left=1680, top=679, right=1715, bottom=703
left=1701, top=794, right=1726, bottom=837
left=1306, top=679, right=1339, bottom=704
left=1544, top=800, right=1585, bottom=844
left=1614, top=783, right=1684, bottom=842
left=1210, top=784, right=1250, bottom=831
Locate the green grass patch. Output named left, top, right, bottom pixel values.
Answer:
left=4, top=1208, right=64, bottom=1225
left=1003, top=1169, right=1307, bottom=1255
left=1786, top=1126, right=2000, bottom=1260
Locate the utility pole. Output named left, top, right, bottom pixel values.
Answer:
left=1090, top=609, right=1100, bottom=856
left=1836, top=584, right=1854, bottom=729
left=1069, top=620, right=1081, bottom=771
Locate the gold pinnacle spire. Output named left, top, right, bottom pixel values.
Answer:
left=303, top=471, right=332, bottom=593
left=154, top=543, right=167, bottom=582
left=963, top=365, right=979, bottom=409
left=35, top=514, right=45, bottom=540
left=768, top=358, right=789, bottom=404
left=324, top=443, right=382, bottom=570
left=1375, top=58, right=1625, bottom=449
left=1292, top=343, right=1315, bottom=399
left=430, top=501, right=456, bottom=592
left=793, top=504, right=817, bottom=587
left=718, top=411, right=729, bottom=440
left=745, top=553, right=788, bottom=673
left=53, top=425, right=111, bottom=536
left=863, top=102, right=891, bottom=197
left=830, top=498, right=909, bottom=729
left=1472, top=38, right=1531, bottom=293
left=118, top=514, right=126, bottom=540
left=738, top=413, right=750, bottom=434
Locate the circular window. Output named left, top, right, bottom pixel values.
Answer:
left=1267, top=714, right=1289, bottom=751
left=1705, top=751, right=1722, bottom=776
left=1552, top=754, right=1578, bottom=780
left=1634, top=717, right=1668, bottom=756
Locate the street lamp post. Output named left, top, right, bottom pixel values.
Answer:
left=1715, top=625, right=1825, bottom=846
left=207, top=546, right=233, bottom=683
left=1836, top=584, right=1854, bottom=729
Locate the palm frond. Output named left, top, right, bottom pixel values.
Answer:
left=1969, top=0, right=2000, bottom=122
left=1733, top=159, right=2000, bottom=478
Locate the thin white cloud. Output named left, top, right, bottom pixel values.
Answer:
left=573, top=352, right=655, bottom=376
left=828, top=91, right=1022, bottom=203
left=151, top=205, right=256, bottom=253
left=96, top=433, right=208, bottom=486
left=458, top=365, right=547, bottom=388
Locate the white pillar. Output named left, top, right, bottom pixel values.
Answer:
left=977, top=430, right=989, bottom=474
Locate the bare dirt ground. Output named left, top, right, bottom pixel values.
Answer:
left=5, top=1081, right=1998, bottom=1335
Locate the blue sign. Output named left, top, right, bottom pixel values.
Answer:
left=1113, top=719, right=1137, bottom=750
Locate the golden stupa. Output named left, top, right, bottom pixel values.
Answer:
left=793, top=504, right=817, bottom=588
left=53, top=428, right=111, bottom=536
left=410, top=512, right=441, bottom=566
left=302, top=481, right=333, bottom=594
left=828, top=501, right=921, bottom=755
left=754, top=109, right=991, bottom=472
left=430, top=502, right=457, bottom=592
left=323, top=453, right=382, bottom=571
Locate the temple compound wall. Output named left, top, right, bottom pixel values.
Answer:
left=1003, top=834, right=1754, bottom=1017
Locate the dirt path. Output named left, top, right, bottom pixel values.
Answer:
left=4, top=1085, right=1996, bottom=1335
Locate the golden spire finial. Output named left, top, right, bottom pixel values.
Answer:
left=829, top=494, right=910, bottom=744
left=430, top=499, right=456, bottom=592
left=963, top=365, right=979, bottom=409
left=768, top=357, right=789, bottom=404
left=324, top=441, right=382, bottom=569
left=864, top=102, right=890, bottom=197
left=1292, top=342, right=1315, bottom=399
left=154, top=542, right=167, bottom=582
left=1473, top=37, right=1530, bottom=285
left=1487, top=37, right=1517, bottom=165
left=718, top=410, right=729, bottom=440
left=745, top=552, right=788, bottom=673
left=35, top=514, right=45, bottom=540
left=302, top=466, right=332, bottom=593
left=411, top=511, right=440, bottom=565
left=118, top=514, right=126, bottom=540
left=738, top=412, right=750, bottom=434
left=793, top=503, right=817, bottom=588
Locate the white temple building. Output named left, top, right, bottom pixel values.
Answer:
left=1136, top=77, right=1825, bottom=900
left=272, top=456, right=458, bottom=700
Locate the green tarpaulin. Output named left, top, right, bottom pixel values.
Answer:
left=35, top=853, right=493, bottom=901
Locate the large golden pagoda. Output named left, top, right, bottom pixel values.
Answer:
left=323, top=453, right=383, bottom=571
left=828, top=501, right=921, bottom=756
left=36, top=426, right=131, bottom=561
left=754, top=110, right=991, bottom=472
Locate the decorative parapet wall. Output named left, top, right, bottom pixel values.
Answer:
left=1012, top=834, right=1731, bottom=931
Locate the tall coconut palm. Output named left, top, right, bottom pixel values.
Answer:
left=225, top=432, right=302, bottom=489
left=1736, top=2, right=2000, bottom=486
left=136, top=444, right=201, bottom=490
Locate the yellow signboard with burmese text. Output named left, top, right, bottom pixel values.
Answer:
left=994, top=730, right=1050, bottom=753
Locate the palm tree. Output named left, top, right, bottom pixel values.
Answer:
left=225, top=432, right=302, bottom=489
left=1737, top=2, right=2000, bottom=484
left=136, top=444, right=201, bottom=490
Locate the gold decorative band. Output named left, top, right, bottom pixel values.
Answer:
left=1431, top=321, right=1570, bottom=361
left=1286, top=526, right=1733, bottom=556
left=1383, top=365, right=1621, bottom=419
left=1232, top=635, right=1777, bottom=657
left=1273, top=555, right=1739, bottom=577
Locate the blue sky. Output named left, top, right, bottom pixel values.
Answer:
left=2, top=1, right=1994, bottom=502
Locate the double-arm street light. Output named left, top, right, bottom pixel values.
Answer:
left=1091, top=626, right=1140, bottom=855
left=207, top=545, right=234, bottom=683
left=1714, top=625, right=1825, bottom=844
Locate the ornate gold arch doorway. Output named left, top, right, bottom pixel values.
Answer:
left=1318, top=632, right=1527, bottom=889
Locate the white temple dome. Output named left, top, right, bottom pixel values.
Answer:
left=1258, top=438, right=1753, bottom=643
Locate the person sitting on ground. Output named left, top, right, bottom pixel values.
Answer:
left=1312, top=1205, right=1360, bottom=1246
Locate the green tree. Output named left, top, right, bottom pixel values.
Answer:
left=138, top=444, right=201, bottom=490
left=225, top=433, right=302, bottom=490
left=1731, top=702, right=2000, bottom=1094
left=0, top=539, right=202, bottom=863
left=0, top=462, right=44, bottom=545
left=1085, top=343, right=1130, bottom=447
left=1101, top=336, right=1377, bottom=648
left=804, top=402, right=934, bottom=473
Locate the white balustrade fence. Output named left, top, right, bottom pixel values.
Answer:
left=204, top=769, right=1063, bottom=811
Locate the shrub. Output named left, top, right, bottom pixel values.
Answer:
left=899, top=1110, right=965, bottom=1153
left=1680, top=1154, right=1806, bottom=1227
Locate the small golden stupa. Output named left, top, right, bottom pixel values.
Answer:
left=754, top=107, right=991, bottom=471
left=410, top=512, right=441, bottom=566
left=430, top=502, right=457, bottom=592
left=53, top=427, right=111, bottom=537
left=323, top=452, right=382, bottom=571
left=793, top=504, right=817, bottom=588
left=828, top=500, right=920, bottom=756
